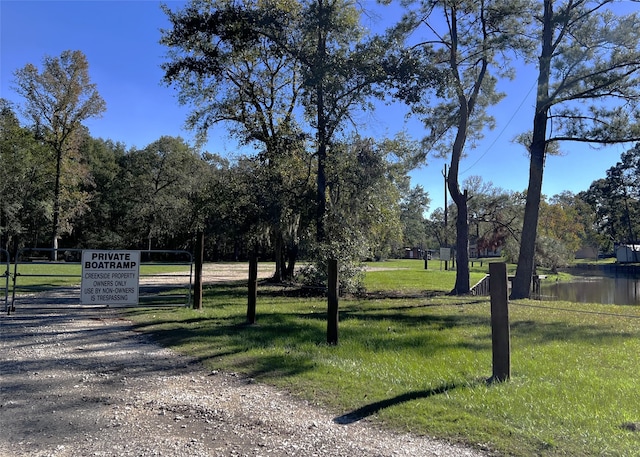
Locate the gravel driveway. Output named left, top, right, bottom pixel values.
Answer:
left=1, top=267, right=491, bottom=457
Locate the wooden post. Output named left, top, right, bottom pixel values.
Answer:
left=247, top=253, right=258, bottom=324
left=193, top=231, right=204, bottom=310
left=327, top=259, right=339, bottom=345
left=490, top=262, right=511, bottom=382
left=443, top=164, right=448, bottom=271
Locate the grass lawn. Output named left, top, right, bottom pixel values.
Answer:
left=125, top=260, right=640, bottom=457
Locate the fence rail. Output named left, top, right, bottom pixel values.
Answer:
left=470, top=274, right=545, bottom=297
left=470, top=274, right=490, bottom=296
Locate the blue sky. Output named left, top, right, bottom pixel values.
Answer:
left=1, top=0, right=636, bottom=215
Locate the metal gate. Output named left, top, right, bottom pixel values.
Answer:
left=8, top=248, right=193, bottom=314
left=1, top=249, right=9, bottom=313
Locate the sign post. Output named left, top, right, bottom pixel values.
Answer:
left=81, top=250, right=140, bottom=305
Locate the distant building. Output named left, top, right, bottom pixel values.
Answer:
left=404, top=247, right=423, bottom=259
left=616, top=244, right=640, bottom=263
left=575, top=246, right=599, bottom=260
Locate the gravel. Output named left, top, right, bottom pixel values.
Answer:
left=1, top=270, right=493, bottom=457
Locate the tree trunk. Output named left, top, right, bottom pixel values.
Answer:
left=273, top=232, right=284, bottom=282
left=284, top=243, right=298, bottom=280
left=449, top=179, right=470, bottom=294
left=315, top=0, right=328, bottom=244
left=316, top=140, right=327, bottom=243
left=512, top=144, right=544, bottom=299
left=452, top=190, right=470, bottom=294
left=51, top=147, right=63, bottom=261
left=511, top=0, right=554, bottom=299
left=447, top=92, right=471, bottom=294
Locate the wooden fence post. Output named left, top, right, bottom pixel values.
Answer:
left=246, top=253, right=258, bottom=324
left=193, top=231, right=204, bottom=310
left=327, top=259, right=339, bottom=345
left=490, top=262, right=511, bottom=382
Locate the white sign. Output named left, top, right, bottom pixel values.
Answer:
left=81, top=250, right=140, bottom=305
left=440, top=247, right=451, bottom=261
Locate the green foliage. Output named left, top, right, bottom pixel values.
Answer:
left=299, top=135, right=413, bottom=291
left=579, top=143, right=640, bottom=251
left=120, top=136, right=204, bottom=250
left=534, top=193, right=588, bottom=270
left=399, top=184, right=431, bottom=253
left=325, top=136, right=403, bottom=259
left=161, top=0, right=306, bottom=149
left=298, top=241, right=367, bottom=294
left=535, top=236, right=572, bottom=273
left=0, top=100, right=53, bottom=250
left=70, top=136, right=128, bottom=249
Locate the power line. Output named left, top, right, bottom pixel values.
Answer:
left=461, top=81, right=537, bottom=175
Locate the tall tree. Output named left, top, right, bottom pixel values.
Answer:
left=163, top=0, right=397, bottom=343
left=297, top=0, right=380, bottom=243
left=212, top=0, right=392, bottom=244
left=393, top=0, right=532, bottom=294
left=12, top=50, right=106, bottom=259
left=512, top=1, right=640, bottom=298
left=301, top=135, right=407, bottom=289
left=161, top=0, right=312, bottom=279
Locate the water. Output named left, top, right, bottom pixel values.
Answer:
left=539, top=275, right=640, bottom=305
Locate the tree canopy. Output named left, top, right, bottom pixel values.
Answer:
left=12, top=50, right=106, bottom=259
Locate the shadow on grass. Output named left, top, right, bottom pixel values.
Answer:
left=511, top=319, right=635, bottom=342
left=203, top=282, right=248, bottom=299
left=131, top=283, right=639, bottom=382
left=334, top=379, right=483, bottom=425
left=130, top=311, right=324, bottom=377
left=232, top=352, right=317, bottom=379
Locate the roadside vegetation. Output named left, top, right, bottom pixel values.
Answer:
left=125, top=260, right=640, bottom=457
